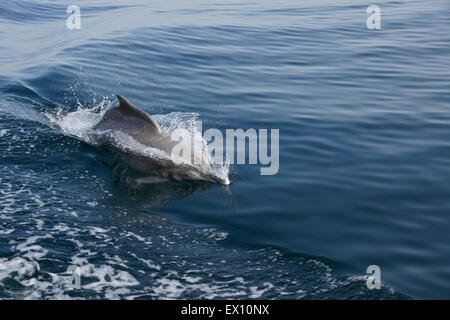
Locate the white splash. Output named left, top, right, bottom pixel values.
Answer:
left=46, top=98, right=229, bottom=184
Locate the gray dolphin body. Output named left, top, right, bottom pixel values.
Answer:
left=93, top=95, right=229, bottom=185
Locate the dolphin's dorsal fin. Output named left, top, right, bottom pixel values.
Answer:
left=116, top=95, right=161, bottom=134
left=117, top=94, right=135, bottom=110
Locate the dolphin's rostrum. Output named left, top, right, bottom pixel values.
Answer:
left=92, top=95, right=229, bottom=185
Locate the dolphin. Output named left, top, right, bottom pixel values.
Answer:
left=92, top=95, right=229, bottom=185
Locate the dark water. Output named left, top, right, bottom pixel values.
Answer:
left=0, top=0, right=449, bottom=299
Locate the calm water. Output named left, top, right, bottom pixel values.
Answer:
left=0, top=0, right=449, bottom=299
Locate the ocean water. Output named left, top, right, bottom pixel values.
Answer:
left=0, top=0, right=449, bottom=299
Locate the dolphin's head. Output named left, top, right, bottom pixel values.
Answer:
left=208, top=174, right=230, bottom=186
left=195, top=166, right=230, bottom=185
left=170, top=166, right=230, bottom=185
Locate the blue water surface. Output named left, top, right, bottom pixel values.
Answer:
left=0, top=0, right=449, bottom=299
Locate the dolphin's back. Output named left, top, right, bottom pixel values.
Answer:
left=93, top=95, right=178, bottom=153
left=94, top=95, right=161, bottom=134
